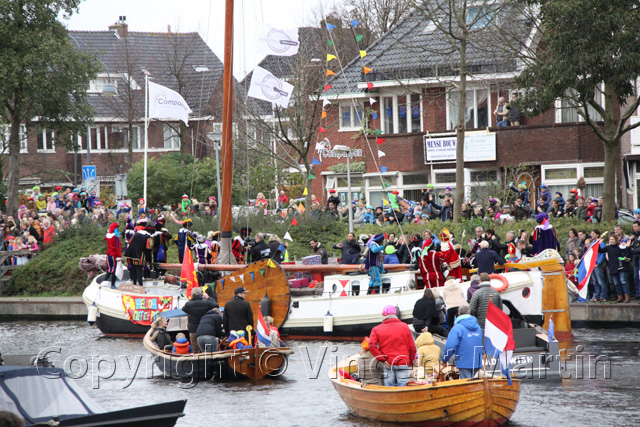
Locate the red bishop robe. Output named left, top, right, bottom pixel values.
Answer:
left=418, top=250, right=445, bottom=288
left=440, top=242, right=462, bottom=280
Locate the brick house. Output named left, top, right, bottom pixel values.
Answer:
left=312, top=9, right=619, bottom=209
left=11, top=17, right=226, bottom=192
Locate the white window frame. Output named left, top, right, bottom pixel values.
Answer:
left=466, top=168, right=499, bottom=198
left=325, top=173, right=364, bottom=207
left=446, top=87, right=491, bottom=130
left=379, top=93, right=424, bottom=135
left=88, top=73, right=119, bottom=95
left=36, top=128, right=55, bottom=153
left=554, top=85, right=605, bottom=124
left=0, top=125, right=28, bottom=153
left=163, top=124, right=181, bottom=149
left=541, top=162, right=606, bottom=198
left=338, top=102, right=365, bottom=132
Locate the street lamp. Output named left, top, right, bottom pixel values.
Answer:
left=332, top=145, right=353, bottom=233
left=207, top=130, right=223, bottom=215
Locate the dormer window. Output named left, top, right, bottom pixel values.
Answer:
left=193, top=65, right=209, bottom=72
left=88, top=74, right=118, bottom=95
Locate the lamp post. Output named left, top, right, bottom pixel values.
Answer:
left=332, top=145, right=353, bottom=233
left=207, top=130, right=223, bottom=215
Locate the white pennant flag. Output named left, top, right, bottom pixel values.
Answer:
left=148, top=81, right=193, bottom=125
left=283, top=232, right=293, bottom=241
left=229, top=276, right=236, bottom=283
left=239, top=274, right=245, bottom=284
left=248, top=66, right=294, bottom=109
left=369, top=97, right=377, bottom=104
left=315, top=142, right=324, bottom=152
left=378, top=150, right=386, bottom=157
left=256, top=23, right=300, bottom=57
left=323, top=99, right=331, bottom=108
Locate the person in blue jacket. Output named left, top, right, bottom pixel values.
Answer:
left=589, top=229, right=607, bottom=302
left=363, top=205, right=375, bottom=224
left=441, top=305, right=483, bottom=379
left=365, top=234, right=385, bottom=294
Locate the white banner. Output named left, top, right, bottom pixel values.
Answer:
left=424, top=133, right=496, bottom=162
left=248, top=66, right=294, bottom=109
left=148, top=81, right=192, bottom=125
left=256, top=23, right=299, bottom=56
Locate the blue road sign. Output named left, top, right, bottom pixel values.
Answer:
left=82, top=165, right=97, bottom=181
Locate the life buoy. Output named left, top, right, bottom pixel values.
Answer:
left=489, top=274, right=509, bottom=293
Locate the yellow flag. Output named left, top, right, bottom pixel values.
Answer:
left=326, top=69, right=336, bottom=77
left=267, top=259, right=277, bottom=268
left=303, top=187, right=308, bottom=195
left=359, top=50, right=367, bottom=58
left=321, top=111, right=327, bottom=119
left=327, top=54, right=337, bottom=61
left=382, top=199, right=389, bottom=206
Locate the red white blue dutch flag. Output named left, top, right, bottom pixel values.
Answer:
left=484, top=302, right=516, bottom=385
left=576, top=239, right=601, bottom=299
left=256, top=308, right=271, bottom=348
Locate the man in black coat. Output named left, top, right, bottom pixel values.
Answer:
left=247, top=233, right=271, bottom=262
left=223, top=287, right=254, bottom=337
left=471, top=241, right=505, bottom=274
left=182, top=287, right=217, bottom=353
left=196, top=308, right=224, bottom=352
left=333, top=232, right=362, bottom=264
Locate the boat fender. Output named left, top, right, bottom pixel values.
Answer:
left=87, top=303, right=98, bottom=325
left=395, top=305, right=401, bottom=318
left=324, top=311, right=334, bottom=333
left=489, top=274, right=509, bottom=293
left=260, top=294, right=271, bottom=317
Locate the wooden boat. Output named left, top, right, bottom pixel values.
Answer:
left=0, top=365, right=186, bottom=426
left=329, top=355, right=520, bottom=426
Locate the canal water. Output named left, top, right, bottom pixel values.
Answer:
left=1, top=321, right=639, bottom=427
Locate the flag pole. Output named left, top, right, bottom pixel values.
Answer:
left=143, top=72, right=149, bottom=211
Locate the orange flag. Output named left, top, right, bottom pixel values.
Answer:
left=363, top=66, right=372, bottom=74
left=326, top=69, right=336, bottom=77
left=181, top=245, right=198, bottom=299
left=321, top=111, right=327, bottom=119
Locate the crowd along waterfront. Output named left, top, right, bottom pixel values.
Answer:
left=1, top=320, right=639, bottom=427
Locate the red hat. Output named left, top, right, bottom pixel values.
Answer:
left=392, top=190, right=399, bottom=195
left=329, top=189, right=336, bottom=193
left=570, top=188, right=578, bottom=193
left=108, top=222, right=119, bottom=233
left=55, top=186, right=62, bottom=191
left=138, top=198, right=145, bottom=204
left=422, top=238, right=433, bottom=250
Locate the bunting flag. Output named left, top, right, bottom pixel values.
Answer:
left=375, top=128, right=382, bottom=135
left=181, top=245, right=198, bottom=298
left=297, top=203, right=306, bottom=213
left=315, top=142, right=324, bottom=151
left=239, top=274, right=245, bottom=284
left=370, top=97, right=377, bottom=104
left=372, top=113, right=378, bottom=120
left=326, top=23, right=336, bottom=30
left=291, top=218, right=298, bottom=226
left=382, top=181, right=391, bottom=189
left=260, top=268, right=266, bottom=276
left=308, top=173, right=316, bottom=180
left=248, top=66, right=294, bottom=108
left=360, top=50, right=367, bottom=58
left=351, top=19, right=360, bottom=27
left=220, top=278, right=225, bottom=289
left=363, top=66, right=372, bottom=74
left=250, top=271, right=255, bottom=282
left=267, top=259, right=277, bottom=268
left=380, top=166, right=389, bottom=173
left=323, top=99, right=331, bottom=108
left=229, top=276, right=236, bottom=283
left=367, top=82, right=374, bottom=90
left=378, top=150, right=385, bottom=157
left=256, top=23, right=300, bottom=57
left=283, top=232, right=293, bottom=241
left=382, top=199, right=389, bottom=206
left=327, top=39, right=333, bottom=46
left=326, top=70, right=336, bottom=77
left=321, top=111, right=327, bottom=119
left=318, top=126, right=326, bottom=134
left=324, top=84, right=332, bottom=92
left=303, top=187, right=308, bottom=195
left=376, top=137, right=386, bottom=144
left=384, top=231, right=388, bottom=239
left=355, top=34, right=364, bottom=43
left=312, top=158, right=322, bottom=165
left=327, top=54, right=337, bottom=61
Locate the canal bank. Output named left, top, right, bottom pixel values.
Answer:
left=2, top=297, right=640, bottom=327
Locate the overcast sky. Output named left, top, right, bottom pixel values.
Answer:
left=64, top=0, right=337, bottom=79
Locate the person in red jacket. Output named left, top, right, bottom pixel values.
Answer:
left=418, top=238, right=445, bottom=288
left=368, top=305, right=417, bottom=387
left=104, top=222, right=122, bottom=289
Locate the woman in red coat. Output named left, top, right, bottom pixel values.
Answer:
left=418, top=238, right=445, bottom=288
left=104, top=222, right=122, bottom=289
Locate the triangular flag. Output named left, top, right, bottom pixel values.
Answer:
left=380, top=166, right=389, bottom=173
left=351, top=19, right=360, bottom=27
left=312, top=158, right=322, bottom=165
left=384, top=232, right=388, bottom=239
left=291, top=217, right=298, bottom=226
left=327, top=54, right=337, bottom=61
left=250, top=271, right=255, bottom=282
left=321, top=111, right=327, bottom=119
left=283, top=232, right=293, bottom=241
left=355, top=34, right=364, bottom=43
left=323, top=99, right=331, bottom=108
left=220, top=278, right=225, bottom=289
left=297, top=203, right=306, bottom=213
left=229, top=276, right=236, bottom=282
left=308, top=173, right=316, bottom=180
left=359, top=50, right=367, bottom=58
left=324, top=84, right=332, bottom=92
left=370, top=97, right=377, bottom=104
left=326, top=23, right=336, bottom=30
left=374, top=128, right=382, bottom=135
left=326, top=69, right=336, bottom=77
left=367, top=82, right=374, bottom=90
left=378, top=150, right=385, bottom=157
left=303, top=187, right=308, bottom=195
left=326, top=39, right=333, bottom=46
left=315, top=142, right=324, bottom=151
left=260, top=268, right=265, bottom=276
left=363, top=66, right=372, bottom=74
left=318, top=126, right=326, bottom=133
left=376, top=137, right=386, bottom=144
left=382, top=181, right=391, bottom=189
left=267, top=259, right=277, bottom=268
left=372, top=113, right=378, bottom=121
left=239, top=274, right=245, bottom=284
left=382, top=198, right=389, bottom=205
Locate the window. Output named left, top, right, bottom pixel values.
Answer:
left=88, top=76, right=118, bottom=95
left=339, top=103, right=365, bottom=131
left=324, top=173, right=363, bottom=207
left=403, top=173, right=429, bottom=186
left=36, top=128, right=54, bottom=152
left=467, top=6, right=495, bottom=29
left=163, top=124, right=180, bottom=149
left=542, top=163, right=605, bottom=199
left=125, top=126, right=143, bottom=150
left=544, top=168, right=577, bottom=181
left=584, top=166, right=604, bottom=178
left=0, top=125, right=27, bottom=153
left=470, top=170, right=497, bottom=182
left=400, top=172, right=430, bottom=202
left=555, top=88, right=604, bottom=123
left=447, top=88, right=489, bottom=130
left=435, top=172, right=456, bottom=184
left=381, top=94, right=422, bottom=134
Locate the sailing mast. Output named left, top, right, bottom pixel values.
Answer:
left=217, top=0, right=236, bottom=264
